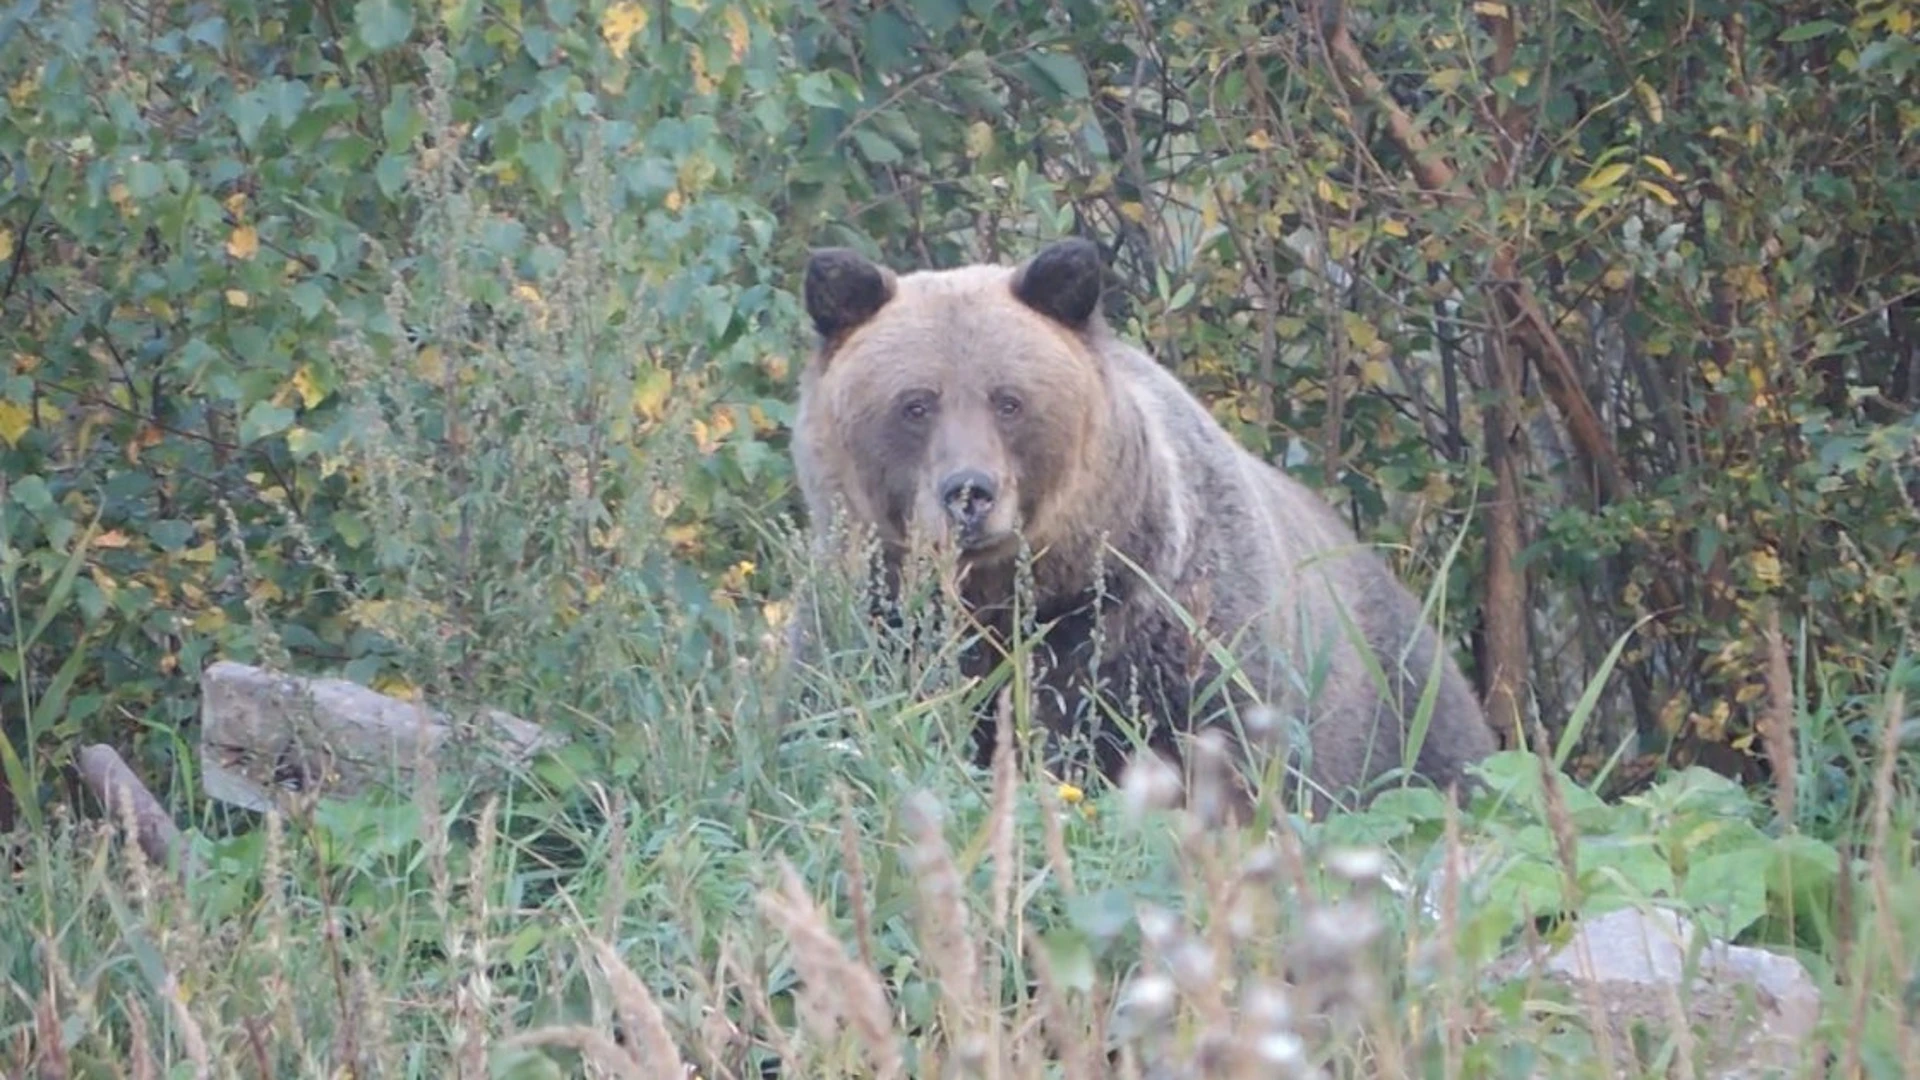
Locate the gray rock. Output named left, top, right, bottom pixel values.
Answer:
left=1517, top=906, right=1821, bottom=1079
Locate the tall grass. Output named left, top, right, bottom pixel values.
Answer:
left=4, top=44, right=1918, bottom=1080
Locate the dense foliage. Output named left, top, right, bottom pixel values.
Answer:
left=4, top=0, right=1920, bottom=1076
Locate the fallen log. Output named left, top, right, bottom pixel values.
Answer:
left=197, top=661, right=562, bottom=812
left=77, top=743, right=194, bottom=875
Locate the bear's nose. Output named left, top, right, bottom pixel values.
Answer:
left=939, top=469, right=998, bottom=529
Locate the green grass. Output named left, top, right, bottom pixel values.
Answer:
left=3, top=596, right=1918, bottom=1078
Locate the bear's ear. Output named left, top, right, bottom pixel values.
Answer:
left=1012, top=237, right=1104, bottom=330
left=804, top=248, right=897, bottom=342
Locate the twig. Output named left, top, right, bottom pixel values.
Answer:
left=76, top=743, right=195, bottom=878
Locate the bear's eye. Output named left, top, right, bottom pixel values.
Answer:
left=992, top=393, right=1023, bottom=419
left=899, top=396, right=933, bottom=423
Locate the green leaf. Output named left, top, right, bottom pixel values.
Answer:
left=9, top=474, right=53, bottom=514
left=331, top=511, right=370, bottom=549
left=910, top=0, right=965, bottom=35
left=125, top=161, right=166, bottom=200
left=1028, top=51, right=1090, bottom=100
left=1039, top=928, right=1096, bottom=994
left=850, top=127, right=902, bottom=165
left=375, top=153, right=410, bottom=198
left=355, top=0, right=415, bottom=52
left=264, top=78, right=310, bottom=129
left=240, top=402, right=295, bottom=444
left=519, top=141, right=564, bottom=197
left=229, top=91, right=270, bottom=147
left=1680, top=846, right=1771, bottom=939
left=1778, top=20, right=1843, bottom=43
left=795, top=72, right=839, bottom=109
left=863, top=9, right=917, bottom=71
left=148, top=520, right=195, bottom=552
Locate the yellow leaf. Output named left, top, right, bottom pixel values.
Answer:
left=720, top=559, right=755, bottom=592
left=1602, top=265, right=1632, bottom=290
left=415, top=343, right=445, bottom=382
left=1577, top=161, right=1632, bottom=193
left=1379, top=217, right=1409, bottom=238
left=0, top=399, right=31, bottom=448
left=1341, top=311, right=1380, bottom=351
left=632, top=366, right=673, bottom=422
left=1359, top=358, right=1391, bottom=389
left=373, top=674, right=421, bottom=701
left=600, top=1, right=649, bottom=60
left=181, top=541, right=218, bottom=564
left=1245, top=129, right=1276, bottom=151
left=761, top=599, right=789, bottom=632
left=663, top=523, right=702, bottom=553
left=7, top=72, right=36, bottom=108
left=1119, top=201, right=1147, bottom=224
left=93, top=530, right=134, bottom=549
left=1057, top=782, right=1085, bottom=805
left=225, top=289, right=250, bottom=308
left=0, top=227, right=12, bottom=262
left=1641, top=154, right=1679, bottom=180
left=193, top=608, right=229, bottom=634
left=1472, top=1, right=1509, bottom=16
left=291, top=365, right=326, bottom=409
left=1634, top=78, right=1665, bottom=124
left=964, top=121, right=994, bottom=159
left=226, top=224, right=260, bottom=260
left=1749, top=547, right=1784, bottom=589
left=723, top=6, right=750, bottom=63
left=1573, top=191, right=1613, bottom=227
left=651, top=487, right=680, bottom=519
left=1637, top=179, right=1678, bottom=207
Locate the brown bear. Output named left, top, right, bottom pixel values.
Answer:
left=777, top=237, right=1497, bottom=817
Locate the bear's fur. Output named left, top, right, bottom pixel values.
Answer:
left=779, top=237, right=1497, bottom=815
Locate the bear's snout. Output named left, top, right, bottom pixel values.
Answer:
left=938, top=469, right=999, bottom=538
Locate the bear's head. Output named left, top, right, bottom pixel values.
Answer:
left=795, top=238, right=1113, bottom=568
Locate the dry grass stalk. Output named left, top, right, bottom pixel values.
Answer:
left=589, top=937, right=689, bottom=1079
left=899, top=788, right=985, bottom=1046
left=1525, top=717, right=1622, bottom=1071
left=1761, top=605, right=1800, bottom=831
left=1848, top=686, right=1915, bottom=1073
left=596, top=784, right=631, bottom=938
left=983, top=688, right=1023, bottom=1073
left=836, top=783, right=880, bottom=976
left=157, top=969, right=212, bottom=1080
left=1438, top=797, right=1466, bottom=1080
left=756, top=857, right=904, bottom=1079
left=498, top=1026, right=645, bottom=1079
left=452, top=795, right=501, bottom=1080
left=125, top=993, right=155, bottom=1080
left=722, top=937, right=802, bottom=1070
